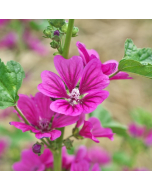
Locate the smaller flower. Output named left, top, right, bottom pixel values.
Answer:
left=0, top=138, right=8, bottom=157
left=144, top=129, right=152, bottom=146
left=87, top=146, right=111, bottom=166
left=13, top=148, right=53, bottom=171
left=23, top=31, right=49, bottom=56
left=128, top=123, right=145, bottom=138
left=10, top=92, right=79, bottom=140
left=77, top=115, right=114, bottom=143
left=76, top=41, right=132, bottom=80
left=0, top=32, right=17, bottom=49
left=62, top=147, right=75, bottom=170
left=70, top=146, right=100, bottom=171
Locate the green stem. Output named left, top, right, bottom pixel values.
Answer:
left=14, top=105, right=30, bottom=125
left=109, top=70, right=119, bottom=78
left=62, top=19, right=74, bottom=58
left=53, top=20, right=74, bottom=171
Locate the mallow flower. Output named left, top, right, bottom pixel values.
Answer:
left=76, top=41, right=132, bottom=80
left=70, top=146, right=100, bottom=171
left=38, top=55, right=110, bottom=116
left=0, top=32, right=17, bottom=49
left=10, top=92, right=79, bottom=140
left=13, top=148, right=53, bottom=171
left=76, top=114, right=114, bottom=143
left=128, top=123, right=145, bottom=138
left=13, top=146, right=74, bottom=171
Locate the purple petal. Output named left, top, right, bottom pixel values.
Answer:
left=40, top=149, right=53, bottom=168
left=34, top=92, right=54, bottom=121
left=23, top=31, right=49, bottom=56
left=17, top=94, right=39, bottom=126
left=0, top=32, right=17, bottom=49
left=128, top=123, right=145, bottom=138
left=102, top=62, right=117, bottom=75
left=35, top=130, right=61, bottom=140
left=49, top=130, right=61, bottom=141
left=87, top=146, right=111, bottom=165
left=144, top=129, right=152, bottom=146
left=110, top=71, right=133, bottom=80
left=79, top=91, right=109, bottom=114
left=79, top=121, right=99, bottom=143
left=54, top=55, right=84, bottom=92
left=76, top=113, right=85, bottom=128
left=89, top=117, right=114, bottom=140
left=52, top=113, right=79, bottom=128
left=76, top=41, right=90, bottom=66
left=75, top=146, right=88, bottom=162
left=62, top=147, right=75, bottom=170
left=70, top=160, right=90, bottom=171
left=38, top=70, right=69, bottom=98
left=10, top=122, right=38, bottom=133
left=50, top=99, right=83, bottom=116
left=79, top=58, right=110, bottom=95
left=91, top=163, right=100, bottom=171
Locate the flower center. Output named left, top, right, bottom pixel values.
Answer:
left=38, top=119, right=50, bottom=132
left=69, top=88, right=80, bottom=101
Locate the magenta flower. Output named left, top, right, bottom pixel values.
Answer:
left=10, top=92, right=79, bottom=140
left=0, top=32, right=17, bottom=49
left=23, top=31, right=49, bottom=56
left=70, top=146, right=100, bottom=171
left=0, top=19, right=10, bottom=28
left=13, top=148, right=53, bottom=171
left=87, top=146, right=111, bottom=166
left=128, top=123, right=145, bottom=138
left=144, top=129, right=152, bottom=146
left=38, top=55, right=109, bottom=116
left=76, top=41, right=132, bottom=80
left=78, top=116, right=114, bottom=143
left=0, top=139, right=8, bottom=157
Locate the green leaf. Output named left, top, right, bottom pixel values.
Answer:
left=90, top=105, right=128, bottom=137
left=0, top=59, right=25, bottom=109
left=119, top=39, right=152, bottom=78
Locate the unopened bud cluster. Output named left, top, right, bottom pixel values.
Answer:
left=43, top=19, right=79, bottom=54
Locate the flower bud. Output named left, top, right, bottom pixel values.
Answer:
left=60, top=22, right=68, bottom=33
left=43, top=28, right=52, bottom=38
left=50, top=41, right=59, bottom=49
left=72, top=26, right=79, bottom=37
left=48, top=19, right=65, bottom=28
left=54, top=30, right=60, bottom=36
left=32, top=143, right=42, bottom=154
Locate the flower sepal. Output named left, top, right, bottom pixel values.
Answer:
left=72, top=128, right=84, bottom=140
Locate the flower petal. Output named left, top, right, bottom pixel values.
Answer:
left=35, top=130, right=61, bottom=140
left=34, top=92, right=54, bottom=121
left=76, top=113, right=85, bottom=128
left=54, top=55, right=83, bottom=92
left=102, top=62, right=117, bottom=75
left=79, top=59, right=110, bottom=95
left=110, top=71, right=133, bottom=80
left=91, top=163, right=100, bottom=171
left=89, top=117, right=114, bottom=140
left=38, top=70, right=69, bottom=98
left=79, top=91, right=109, bottom=114
left=52, top=113, right=79, bottom=128
left=50, top=99, right=83, bottom=116
left=70, top=160, right=90, bottom=171
left=10, top=121, right=38, bottom=133
left=75, top=145, right=88, bottom=162
left=17, top=94, right=39, bottom=126
left=79, top=121, right=99, bottom=143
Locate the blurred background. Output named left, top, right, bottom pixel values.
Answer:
left=0, top=19, right=152, bottom=171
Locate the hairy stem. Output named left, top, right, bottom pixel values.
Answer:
left=14, top=105, right=30, bottom=125
left=53, top=19, right=74, bottom=171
